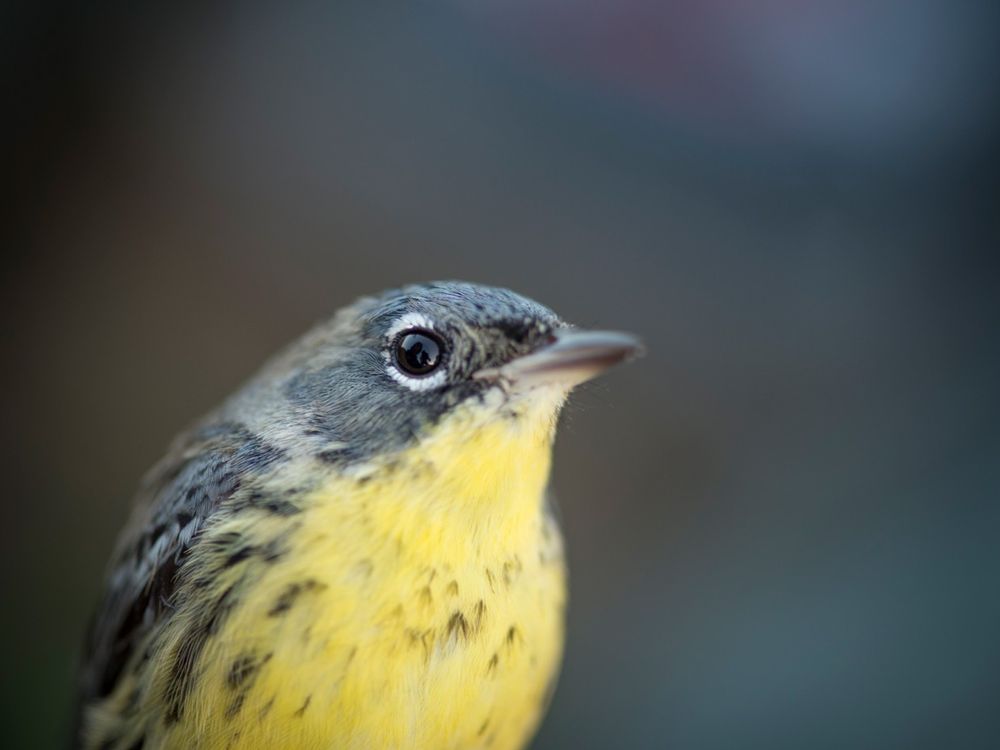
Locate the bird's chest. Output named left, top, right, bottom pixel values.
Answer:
left=177, top=495, right=567, bottom=750
left=324, top=551, right=567, bottom=750
left=162, top=423, right=568, bottom=749
left=226, top=544, right=566, bottom=750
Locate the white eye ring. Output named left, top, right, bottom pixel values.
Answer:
left=386, top=313, right=436, bottom=341
left=384, top=314, right=449, bottom=391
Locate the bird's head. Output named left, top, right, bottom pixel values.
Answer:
left=236, top=281, right=641, bottom=474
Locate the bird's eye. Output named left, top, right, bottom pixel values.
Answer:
left=394, top=329, right=445, bottom=377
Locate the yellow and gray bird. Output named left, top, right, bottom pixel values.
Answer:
left=77, top=281, right=641, bottom=750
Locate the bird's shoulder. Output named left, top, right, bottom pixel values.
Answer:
left=79, top=420, right=288, bottom=703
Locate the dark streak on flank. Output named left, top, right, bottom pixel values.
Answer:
left=268, top=579, right=327, bottom=617
left=227, top=652, right=272, bottom=690
left=293, top=695, right=312, bottom=717
left=225, top=692, right=246, bottom=719
left=222, top=533, right=290, bottom=570
left=226, top=654, right=273, bottom=719
left=225, top=546, right=254, bottom=568
left=258, top=696, right=275, bottom=721
left=259, top=534, right=289, bottom=564
left=487, top=652, right=499, bottom=675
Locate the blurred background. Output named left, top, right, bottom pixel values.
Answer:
left=4, top=1, right=1000, bottom=748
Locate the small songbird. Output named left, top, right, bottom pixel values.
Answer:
left=77, top=281, right=641, bottom=750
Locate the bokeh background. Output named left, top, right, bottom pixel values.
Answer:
left=5, top=1, right=1000, bottom=748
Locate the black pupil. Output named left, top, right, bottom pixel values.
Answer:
left=396, top=331, right=442, bottom=376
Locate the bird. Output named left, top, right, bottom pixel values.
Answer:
left=77, top=281, right=642, bottom=750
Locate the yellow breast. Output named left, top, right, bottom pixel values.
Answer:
left=139, top=397, right=567, bottom=749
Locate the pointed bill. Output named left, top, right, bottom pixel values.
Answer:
left=474, top=329, right=643, bottom=389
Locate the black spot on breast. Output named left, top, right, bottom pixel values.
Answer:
left=268, top=579, right=327, bottom=617
left=227, top=652, right=272, bottom=690
left=293, top=695, right=312, bottom=717
left=224, top=652, right=272, bottom=721
left=406, top=627, right=434, bottom=661
left=506, top=625, right=521, bottom=648
left=447, top=611, right=470, bottom=640
left=259, top=696, right=276, bottom=721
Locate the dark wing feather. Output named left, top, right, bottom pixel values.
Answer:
left=78, top=421, right=285, bottom=703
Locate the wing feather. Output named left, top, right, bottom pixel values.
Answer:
left=79, top=422, right=285, bottom=702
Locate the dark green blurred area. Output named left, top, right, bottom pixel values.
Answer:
left=4, top=2, right=1000, bottom=748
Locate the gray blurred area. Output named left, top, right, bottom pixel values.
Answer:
left=4, top=2, right=1000, bottom=748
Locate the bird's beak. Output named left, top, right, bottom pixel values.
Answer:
left=474, top=329, right=643, bottom=390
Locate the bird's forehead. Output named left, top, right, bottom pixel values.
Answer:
left=364, top=283, right=562, bottom=334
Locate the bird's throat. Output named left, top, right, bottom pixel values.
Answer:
left=316, top=393, right=562, bottom=566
